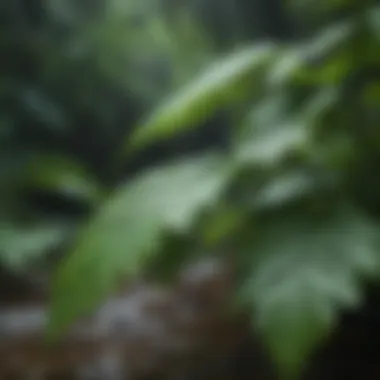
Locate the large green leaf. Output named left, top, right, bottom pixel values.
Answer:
left=48, top=153, right=233, bottom=339
left=240, top=207, right=380, bottom=379
left=128, top=44, right=276, bottom=150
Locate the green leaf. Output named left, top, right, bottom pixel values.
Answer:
left=48, top=153, right=232, bottom=339
left=235, top=119, right=310, bottom=168
left=268, top=21, right=354, bottom=87
left=367, top=5, right=380, bottom=38
left=240, top=207, right=380, bottom=378
left=128, top=44, right=276, bottom=150
left=300, top=87, right=339, bottom=122
left=233, top=94, right=312, bottom=169
left=25, top=155, right=105, bottom=205
left=0, top=223, right=72, bottom=269
left=252, top=169, right=329, bottom=211
left=302, top=20, right=354, bottom=61
left=132, top=153, right=234, bottom=233
left=267, top=48, right=304, bottom=87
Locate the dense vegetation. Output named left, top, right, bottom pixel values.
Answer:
left=1, top=0, right=380, bottom=379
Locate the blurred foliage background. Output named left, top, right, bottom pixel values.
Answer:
left=1, top=0, right=380, bottom=379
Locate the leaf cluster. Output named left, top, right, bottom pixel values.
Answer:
left=0, top=0, right=214, bottom=273
left=48, top=1, right=380, bottom=378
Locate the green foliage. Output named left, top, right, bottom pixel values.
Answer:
left=0, top=222, right=74, bottom=270
left=48, top=153, right=232, bottom=338
left=3, top=0, right=380, bottom=379
left=0, top=0, right=215, bottom=270
left=24, top=155, right=105, bottom=204
left=0, top=153, right=103, bottom=269
left=130, top=44, right=275, bottom=150
left=240, top=206, right=380, bottom=378
left=48, top=1, right=380, bottom=378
